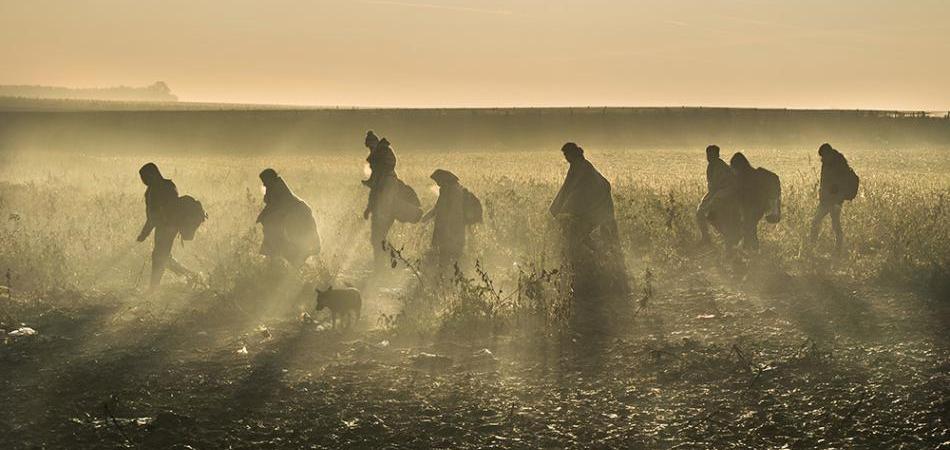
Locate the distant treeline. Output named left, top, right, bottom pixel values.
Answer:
left=0, top=82, right=177, bottom=103
left=1, top=106, right=948, bottom=155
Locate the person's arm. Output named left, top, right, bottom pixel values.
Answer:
left=137, top=192, right=155, bottom=242
left=422, top=192, right=443, bottom=222
left=256, top=204, right=270, bottom=224
left=550, top=165, right=578, bottom=217
left=364, top=189, right=375, bottom=220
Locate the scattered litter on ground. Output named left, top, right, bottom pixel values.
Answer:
left=8, top=326, right=37, bottom=336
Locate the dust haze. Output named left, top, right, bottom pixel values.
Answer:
left=1, top=0, right=949, bottom=447
left=1, top=106, right=947, bottom=448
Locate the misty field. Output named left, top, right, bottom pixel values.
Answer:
left=1, top=141, right=948, bottom=448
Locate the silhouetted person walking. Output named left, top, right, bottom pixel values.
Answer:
left=422, top=169, right=480, bottom=267
left=257, top=169, right=321, bottom=267
left=550, top=142, right=627, bottom=295
left=729, top=152, right=782, bottom=250
left=364, top=138, right=398, bottom=265
left=696, top=145, right=736, bottom=244
left=362, top=138, right=422, bottom=266
left=137, top=163, right=195, bottom=289
left=810, top=143, right=859, bottom=254
left=362, top=132, right=397, bottom=189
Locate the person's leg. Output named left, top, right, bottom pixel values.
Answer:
left=830, top=203, right=844, bottom=253
left=150, top=226, right=177, bottom=289
left=742, top=209, right=759, bottom=250
left=809, top=202, right=831, bottom=243
left=696, top=193, right=712, bottom=243
left=371, top=214, right=394, bottom=267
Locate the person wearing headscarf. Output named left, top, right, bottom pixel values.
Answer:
left=696, top=144, right=737, bottom=244
left=550, top=143, right=627, bottom=294
left=137, top=162, right=190, bottom=289
left=729, top=152, right=781, bottom=249
left=550, top=142, right=616, bottom=235
left=423, top=169, right=469, bottom=266
left=257, top=168, right=321, bottom=266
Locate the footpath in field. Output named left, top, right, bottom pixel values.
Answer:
left=0, top=271, right=947, bottom=449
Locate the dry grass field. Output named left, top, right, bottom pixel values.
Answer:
left=0, top=109, right=948, bottom=448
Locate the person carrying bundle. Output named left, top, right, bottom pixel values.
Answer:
left=422, top=169, right=482, bottom=267
left=728, top=152, right=782, bottom=250
left=257, top=168, right=321, bottom=267
left=361, top=137, right=422, bottom=267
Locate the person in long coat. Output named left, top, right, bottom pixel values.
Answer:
left=423, top=169, right=469, bottom=267
left=729, top=152, right=781, bottom=250
left=550, top=142, right=627, bottom=295
left=257, top=168, right=320, bottom=267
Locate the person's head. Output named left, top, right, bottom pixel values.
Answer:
left=705, top=145, right=720, bottom=163
left=430, top=169, right=459, bottom=187
left=365, top=131, right=379, bottom=150
left=818, top=143, right=834, bottom=159
left=138, top=162, right=162, bottom=186
left=561, top=142, right=584, bottom=163
left=729, top=152, right=753, bottom=173
left=259, top=168, right=279, bottom=186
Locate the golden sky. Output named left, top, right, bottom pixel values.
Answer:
left=1, top=0, right=948, bottom=109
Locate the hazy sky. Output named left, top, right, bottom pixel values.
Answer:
left=1, top=0, right=948, bottom=109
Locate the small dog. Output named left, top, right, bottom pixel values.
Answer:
left=315, top=286, right=362, bottom=329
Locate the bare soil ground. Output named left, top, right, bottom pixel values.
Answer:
left=1, top=266, right=946, bottom=449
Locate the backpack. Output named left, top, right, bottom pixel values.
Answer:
left=462, top=188, right=483, bottom=225
left=393, top=180, right=423, bottom=223
left=176, top=195, right=207, bottom=241
left=842, top=167, right=859, bottom=201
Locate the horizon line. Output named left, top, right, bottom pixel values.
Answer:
left=2, top=96, right=947, bottom=115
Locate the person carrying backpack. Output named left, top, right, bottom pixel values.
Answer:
left=422, top=169, right=480, bottom=267
left=137, top=163, right=205, bottom=290
left=809, top=143, right=859, bottom=254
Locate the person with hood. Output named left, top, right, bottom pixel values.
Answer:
left=362, top=138, right=405, bottom=266
left=257, top=168, right=321, bottom=267
left=809, top=143, right=858, bottom=253
left=550, top=143, right=617, bottom=237
left=137, top=162, right=192, bottom=289
left=362, top=132, right=397, bottom=189
left=550, top=143, right=627, bottom=294
left=696, top=144, right=737, bottom=244
left=422, top=169, right=473, bottom=267
left=728, top=152, right=782, bottom=250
